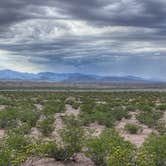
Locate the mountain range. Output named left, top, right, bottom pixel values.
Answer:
left=0, top=69, right=160, bottom=83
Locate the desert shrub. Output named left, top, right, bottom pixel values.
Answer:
left=135, top=149, right=156, bottom=166
left=155, top=121, right=166, bottom=135
left=42, top=102, right=65, bottom=116
left=60, top=116, right=84, bottom=159
left=19, top=110, right=39, bottom=127
left=0, top=96, right=11, bottom=105
left=156, top=104, right=166, bottom=110
left=111, top=107, right=128, bottom=121
left=137, top=110, right=163, bottom=127
left=38, top=116, right=54, bottom=136
left=106, top=146, right=135, bottom=166
left=0, top=149, right=12, bottom=166
left=138, top=104, right=152, bottom=112
left=0, top=108, right=18, bottom=128
left=4, top=132, right=30, bottom=151
left=124, top=123, right=142, bottom=134
left=0, top=132, right=31, bottom=166
left=142, top=134, right=166, bottom=166
left=7, top=123, right=32, bottom=135
left=80, top=104, right=128, bottom=128
left=86, top=129, right=134, bottom=166
left=49, top=146, right=73, bottom=161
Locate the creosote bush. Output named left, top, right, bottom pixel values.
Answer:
left=124, top=123, right=142, bottom=134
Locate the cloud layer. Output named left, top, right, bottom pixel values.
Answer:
left=0, top=0, right=166, bottom=79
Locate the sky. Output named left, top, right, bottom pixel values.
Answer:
left=0, top=0, right=166, bottom=80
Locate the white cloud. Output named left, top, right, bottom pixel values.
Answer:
left=0, top=50, right=45, bottom=73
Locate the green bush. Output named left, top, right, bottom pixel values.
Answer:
left=86, top=129, right=134, bottom=166
left=106, top=146, right=135, bottom=166
left=0, top=149, right=12, bottom=166
left=0, top=132, right=31, bottom=166
left=135, top=149, right=156, bottom=166
left=124, top=123, right=142, bottom=134
left=42, top=102, right=65, bottom=116
left=142, top=134, right=166, bottom=166
left=80, top=104, right=129, bottom=128
left=60, top=116, right=84, bottom=159
left=19, top=110, right=39, bottom=127
left=38, top=116, right=54, bottom=136
left=7, top=123, right=31, bottom=135
left=137, top=110, right=163, bottom=128
left=155, top=121, right=166, bottom=135
left=0, top=108, right=18, bottom=128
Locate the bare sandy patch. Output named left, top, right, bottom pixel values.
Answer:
left=162, top=111, right=166, bottom=123
left=65, top=104, right=80, bottom=117
left=0, top=129, right=5, bottom=139
left=115, top=111, right=154, bottom=147
left=51, top=113, right=64, bottom=142
left=34, top=104, right=43, bottom=111
left=84, top=122, right=105, bottom=137
left=22, top=153, right=94, bottom=166
left=51, top=104, right=80, bottom=142
left=0, top=105, right=6, bottom=111
left=30, top=127, right=42, bottom=140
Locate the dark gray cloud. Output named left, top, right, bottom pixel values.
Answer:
left=0, top=0, right=166, bottom=79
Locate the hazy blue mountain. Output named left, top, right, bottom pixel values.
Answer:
left=0, top=70, right=37, bottom=80
left=0, top=69, right=158, bottom=83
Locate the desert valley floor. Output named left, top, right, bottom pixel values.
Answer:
left=0, top=91, right=165, bottom=166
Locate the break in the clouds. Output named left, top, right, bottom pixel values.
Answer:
left=0, top=0, right=166, bottom=80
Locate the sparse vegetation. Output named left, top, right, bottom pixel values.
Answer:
left=0, top=91, right=165, bottom=165
left=124, top=123, right=142, bottom=134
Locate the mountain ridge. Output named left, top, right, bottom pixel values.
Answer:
left=0, top=69, right=161, bottom=83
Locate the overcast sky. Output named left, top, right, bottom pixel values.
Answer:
left=0, top=0, right=166, bottom=80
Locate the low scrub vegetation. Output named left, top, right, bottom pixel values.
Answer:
left=124, top=123, right=142, bottom=134
left=0, top=91, right=165, bottom=166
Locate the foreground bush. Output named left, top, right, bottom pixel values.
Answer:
left=141, top=134, right=166, bottom=166
left=124, top=123, right=142, bottom=134
left=137, top=110, right=163, bottom=128
left=0, top=132, right=31, bottom=166
left=38, top=116, right=54, bottom=136
left=60, top=116, right=84, bottom=159
left=86, top=129, right=134, bottom=166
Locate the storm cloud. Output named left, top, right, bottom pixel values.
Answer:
left=0, top=0, right=166, bottom=80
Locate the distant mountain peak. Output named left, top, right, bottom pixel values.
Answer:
left=0, top=69, right=160, bottom=83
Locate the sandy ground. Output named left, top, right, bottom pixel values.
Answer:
left=51, top=112, right=64, bottom=142
left=0, top=105, right=6, bottom=111
left=115, top=111, right=154, bottom=147
left=162, top=111, right=166, bottom=123
left=65, top=104, right=80, bottom=117
left=34, top=104, right=43, bottom=111
left=30, top=127, right=42, bottom=140
left=84, top=122, right=105, bottom=137
left=22, top=153, right=94, bottom=166
left=51, top=104, right=80, bottom=142
left=0, top=129, right=5, bottom=139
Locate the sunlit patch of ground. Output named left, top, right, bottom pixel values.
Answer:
left=65, top=104, right=80, bottom=117
left=0, top=129, right=5, bottom=139
left=0, top=105, right=6, bottom=111
left=22, top=153, right=94, bottom=166
left=84, top=122, right=105, bottom=137
left=115, top=111, right=155, bottom=147
left=34, top=104, right=43, bottom=111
